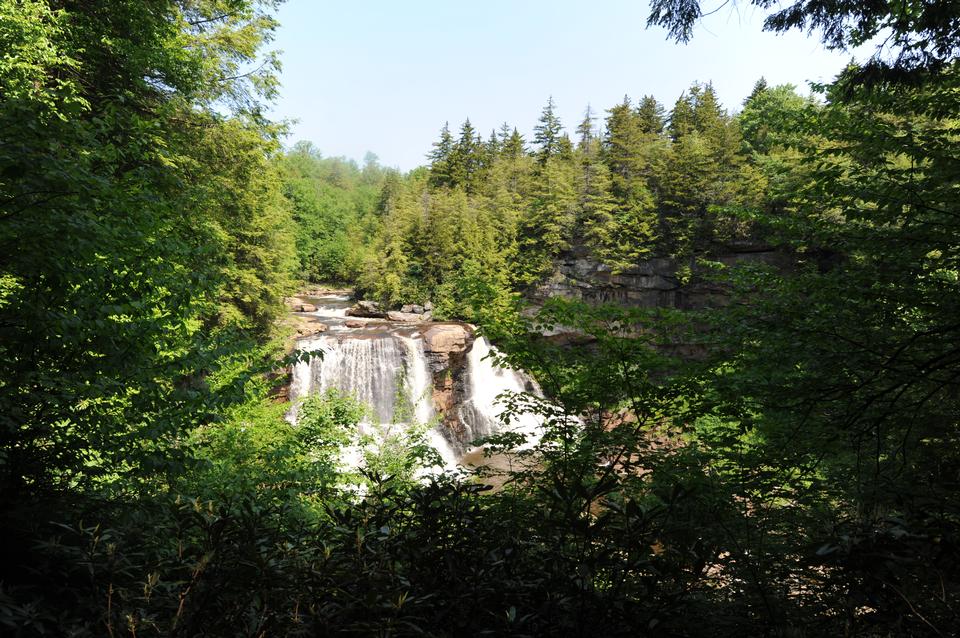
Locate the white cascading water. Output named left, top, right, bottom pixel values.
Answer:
left=288, top=333, right=459, bottom=467
left=288, top=295, right=541, bottom=470
left=455, top=337, right=541, bottom=454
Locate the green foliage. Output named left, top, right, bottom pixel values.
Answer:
left=5, top=0, right=959, bottom=635
left=329, top=84, right=768, bottom=308
left=647, top=0, right=960, bottom=80
left=0, top=0, right=295, bottom=498
left=276, top=142, right=387, bottom=284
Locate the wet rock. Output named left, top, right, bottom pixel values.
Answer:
left=284, top=296, right=307, bottom=311
left=421, top=324, right=474, bottom=436
left=387, top=311, right=423, bottom=322
left=298, top=303, right=318, bottom=313
left=422, top=324, right=471, bottom=373
left=401, top=304, right=425, bottom=314
left=296, top=321, right=327, bottom=337
left=344, top=320, right=365, bottom=328
left=345, top=300, right=386, bottom=318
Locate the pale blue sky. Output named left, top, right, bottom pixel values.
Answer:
left=268, top=1, right=865, bottom=171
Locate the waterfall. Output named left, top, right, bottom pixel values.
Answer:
left=289, top=333, right=457, bottom=466
left=456, top=337, right=541, bottom=453
left=288, top=303, right=540, bottom=469
left=290, top=335, right=434, bottom=420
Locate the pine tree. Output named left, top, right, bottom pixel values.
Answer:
left=428, top=122, right=454, bottom=187
left=669, top=92, right=696, bottom=141
left=534, top=96, right=564, bottom=164
left=636, top=95, right=666, bottom=136
left=576, top=104, right=597, bottom=151
left=502, top=127, right=527, bottom=159
left=603, top=96, right=647, bottom=198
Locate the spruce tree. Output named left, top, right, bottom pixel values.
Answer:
left=637, top=95, right=666, bottom=136
left=576, top=104, right=597, bottom=151
left=669, top=92, right=696, bottom=141
left=486, top=129, right=501, bottom=157
left=534, top=96, right=564, bottom=164
left=692, top=82, right=726, bottom=139
left=603, top=96, right=647, bottom=199
left=447, top=118, right=478, bottom=188
left=502, top=127, right=527, bottom=159
left=428, top=122, right=454, bottom=187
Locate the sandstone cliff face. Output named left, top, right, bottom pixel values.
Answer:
left=421, top=324, right=473, bottom=439
left=529, top=244, right=790, bottom=311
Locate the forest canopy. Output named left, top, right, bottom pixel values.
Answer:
left=1, top=0, right=958, bottom=636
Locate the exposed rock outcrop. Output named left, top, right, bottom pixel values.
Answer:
left=345, top=300, right=387, bottom=318
left=421, top=324, right=474, bottom=437
left=530, top=244, right=789, bottom=311
left=284, top=296, right=306, bottom=310
left=422, top=324, right=471, bottom=371
left=295, top=321, right=327, bottom=337
left=284, top=297, right=318, bottom=313
left=386, top=310, right=427, bottom=322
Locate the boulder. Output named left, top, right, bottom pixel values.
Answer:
left=298, top=303, right=318, bottom=313
left=296, top=321, right=327, bottom=337
left=422, top=324, right=471, bottom=371
left=386, top=311, right=423, bottom=322
left=423, top=301, right=434, bottom=311
left=401, top=304, right=425, bottom=314
left=284, top=296, right=307, bottom=311
left=345, top=300, right=386, bottom=318
left=421, top=324, right=474, bottom=440
left=344, top=320, right=365, bottom=328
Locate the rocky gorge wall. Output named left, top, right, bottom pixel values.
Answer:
left=528, top=243, right=791, bottom=311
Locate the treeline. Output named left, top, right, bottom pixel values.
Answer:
left=270, top=66, right=960, bottom=635
left=3, top=0, right=959, bottom=635
left=284, top=82, right=814, bottom=316
left=1, top=0, right=299, bottom=617
left=276, top=145, right=388, bottom=283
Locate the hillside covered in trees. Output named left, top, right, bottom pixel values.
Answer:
left=284, top=81, right=805, bottom=320
left=2, top=0, right=958, bottom=636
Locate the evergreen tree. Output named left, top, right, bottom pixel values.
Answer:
left=533, top=96, right=564, bottom=164
left=738, top=81, right=811, bottom=155
left=692, top=82, right=726, bottom=140
left=556, top=133, right=575, bottom=162
left=669, top=92, right=696, bottom=141
left=502, top=127, right=527, bottom=159
left=603, top=96, right=647, bottom=199
left=747, top=76, right=768, bottom=101
left=576, top=104, right=598, bottom=151
left=579, top=152, right=619, bottom=256
left=518, top=157, right=577, bottom=282
left=428, top=122, right=454, bottom=187
left=447, top=118, right=476, bottom=188
left=636, top=95, right=667, bottom=135
left=486, top=129, right=501, bottom=157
